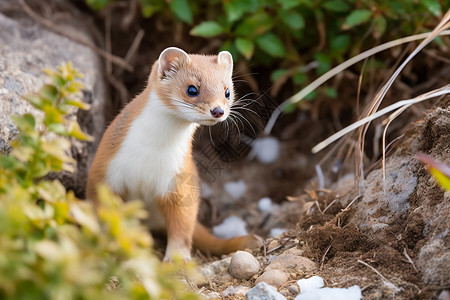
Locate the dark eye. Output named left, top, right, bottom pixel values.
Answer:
left=186, top=85, right=199, bottom=97
left=225, top=88, right=230, bottom=100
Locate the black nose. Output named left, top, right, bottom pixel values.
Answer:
left=211, top=107, right=224, bottom=118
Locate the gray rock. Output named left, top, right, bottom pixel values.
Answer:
left=0, top=0, right=106, bottom=197
left=229, top=250, right=260, bottom=279
left=197, top=256, right=232, bottom=286
left=201, top=256, right=231, bottom=278
left=255, top=269, right=288, bottom=288
left=350, top=156, right=417, bottom=234
left=246, top=282, right=286, bottom=300
left=222, top=285, right=250, bottom=297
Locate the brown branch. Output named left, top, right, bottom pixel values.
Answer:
left=16, top=0, right=133, bottom=72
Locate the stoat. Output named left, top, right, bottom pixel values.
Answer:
left=86, top=47, right=261, bottom=261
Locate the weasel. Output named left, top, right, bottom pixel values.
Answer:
left=86, top=47, right=261, bottom=261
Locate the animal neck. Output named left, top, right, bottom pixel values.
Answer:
left=134, top=89, right=198, bottom=150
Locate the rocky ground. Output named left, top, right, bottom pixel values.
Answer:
left=192, top=98, right=450, bottom=299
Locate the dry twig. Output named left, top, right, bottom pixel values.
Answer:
left=17, top=0, right=133, bottom=71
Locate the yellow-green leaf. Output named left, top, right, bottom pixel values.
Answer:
left=67, top=121, right=93, bottom=141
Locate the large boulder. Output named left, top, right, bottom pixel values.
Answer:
left=0, top=0, right=106, bottom=197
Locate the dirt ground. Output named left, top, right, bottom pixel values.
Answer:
left=191, top=96, right=449, bottom=299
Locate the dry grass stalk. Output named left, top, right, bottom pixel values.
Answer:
left=264, top=28, right=450, bottom=135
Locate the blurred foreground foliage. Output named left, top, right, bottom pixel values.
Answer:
left=0, top=63, right=200, bottom=300
left=86, top=0, right=447, bottom=103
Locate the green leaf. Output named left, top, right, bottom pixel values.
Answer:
left=255, top=33, right=286, bottom=58
left=11, top=145, right=34, bottom=162
left=225, top=1, right=244, bottom=23
left=170, top=0, right=192, bottom=24
left=67, top=121, right=93, bottom=141
left=322, top=0, right=351, bottom=12
left=277, top=0, right=301, bottom=10
left=292, top=72, right=307, bottom=85
left=140, top=2, right=164, bottom=18
left=43, top=105, right=63, bottom=126
left=39, top=84, right=59, bottom=103
left=65, top=99, right=91, bottom=110
left=224, top=0, right=260, bottom=23
left=235, top=38, right=255, bottom=59
left=11, top=114, right=36, bottom=132
left=314, top=53, right=332, bottom=75
left=305, top=90, right=317, bottom=100
left=420, top=0, right=441, bottom=17
left=372, top=15, right=387, bottom=39
left=235, top=12, right=274, bottom=37
left=342, top=9, right=372, bottom=29
left=271, top=69, right=289, bottom=82
left=47, top=123, right=67, bottom=135
left=85, top=0, right=111, bottom=10
left=323, top=86, right=337, bottom=98
left=330, top=34, right=350, bottom=55
left=219, top=39, right=239, bottom=61
left=279, top=10, right=305, bottom=30
left=282, top=101, right=297, bottom=113
left=190, top=21, right=224, bottom=37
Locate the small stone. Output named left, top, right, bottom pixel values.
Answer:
left=266, top=248, right=316, bottom=273
left=229, top=251, right=260, bottom=279
left=267, top=240, right=279, bottom=252
left=246, top=282, right=287, bottom=300
left=222, top=285, right=250, bottom=297
left=268, top=255, right=277, bottom=263
left=288, top=284, right=300, bottom=295
left=255, top=269, right=288, bottom=288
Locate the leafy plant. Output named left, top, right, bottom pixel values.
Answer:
left=86, top=0, right=447, bottom=105
left=0, top=63, right=200, bottom=300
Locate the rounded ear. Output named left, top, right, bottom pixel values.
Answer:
left=218, top=51, right=233, bottom=74
left=158, top=47, right=190, bottom=78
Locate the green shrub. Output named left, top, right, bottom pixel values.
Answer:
left=0, top=63, right=200, bottom=300
left=86, top=0, right=447, bottom=103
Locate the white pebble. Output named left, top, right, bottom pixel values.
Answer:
left=297, top=276, right=324, bottom=293
left=228, top=251, right=260, bottom=279
left=212, top=215, right=248, bottom=239
left=249, top=137, right=280, bottom=164
left=295, top=285, right=362, bottom=300
left=224, top=180, right=247, bottom=199
left=258, top=197, right=273, bottom=212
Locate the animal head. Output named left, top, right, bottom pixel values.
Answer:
left=153, top=47, right=234, bottom=126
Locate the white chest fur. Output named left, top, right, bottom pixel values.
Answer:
left=106, top=91, right=197, bottom=204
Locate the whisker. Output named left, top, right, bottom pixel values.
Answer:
left=230, top=111, right=245, bottom=129
left=232, top=106, right=260, bottom=116
left=208, top=126, right=216, bottom=148
left=228, top=115, right=242, bottom=142
left=233, top=111, right=256, bottom=137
